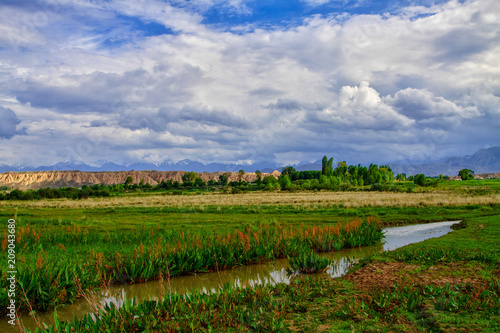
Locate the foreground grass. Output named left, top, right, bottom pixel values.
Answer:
left=1, top=200, right=499, bottom=236
left=1, top=191, right=499, bottom=210
left=2, top=190, right=499, bottom=331
left=18, top=210, right=500, bottom=332
left=1, top=218, right=384, bottom=315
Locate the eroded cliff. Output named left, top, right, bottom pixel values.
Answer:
left=0, top=170, right=281, bottom=190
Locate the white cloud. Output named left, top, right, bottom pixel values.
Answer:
left=316, top=81, right=415, bottom=130
left=301, top=0, right=333, bottom=6
left=0, top=0, right=498, bottom=166
left=385, top=88, right=481, bottom=128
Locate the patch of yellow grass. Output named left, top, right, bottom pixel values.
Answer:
left=1, top=191, right=499, bottom=209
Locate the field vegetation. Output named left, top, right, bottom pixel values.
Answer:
left=14, top=213, right=500, bottom=332
left=0, top=215, right=383, bottom=315
left=0, top=159, right=499, bottom=332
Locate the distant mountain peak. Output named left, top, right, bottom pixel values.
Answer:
left=390, top=146, right=500, bottom=176
left=0, top=146, right=498, bottom=176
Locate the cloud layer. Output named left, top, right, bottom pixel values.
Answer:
left=0, top=0, right=498, bottom=167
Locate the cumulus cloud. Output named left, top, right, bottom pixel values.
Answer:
left=385, top=88, right=480, bottom=128
left=308, top=81, right=414, bottom=131
left=0, top=107, right=21, bottom=139
left=0, top=0, right=498, bottom=166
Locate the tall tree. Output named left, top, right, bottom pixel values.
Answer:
left=182, top=172, right=198, bottom=183
left=255, top=170, right=262, bottom=184
left=238, top=169, right=245, bottom=183
left=124, top=176, right=133, bottom=185
left=219, top=173, right=229, bottom=185
left=458, top=169, right=474, bottom=180
left=322, top=156, right=334, bottom=176
left=281, top=166, right=296, bottom=177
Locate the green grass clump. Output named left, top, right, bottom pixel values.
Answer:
left=30, top=284, right=291, bottom=333
left=383, top=247, right=496, bottom=265
left=336, top=282, right=500, bottom=332
left=287, top=251, right=331, bottom=275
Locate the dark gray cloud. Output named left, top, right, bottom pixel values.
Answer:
left=89, top=120, right=107, bottom=127
left=0, top=106, right=21, bottom=139
left=118, top=105, right=250, bottom=133
left=248, top=87, right=285, bottom=97
left=175, top=105, right=250, bottom=128
left=264, top=99, right=304, bottom=110
left=15, top=70, right=148, bottom=113
left=384, top=88, right=479, bottom=129
left=433, top=28, right=496, bottom=63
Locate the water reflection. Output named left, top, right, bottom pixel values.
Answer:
left=7, top=221, right=459, bottom=332
left=383, top=221, right=460, bottom=251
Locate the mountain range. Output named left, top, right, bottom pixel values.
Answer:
left=1, top=146, right=499, bottom=177
left=390, top=146, right=500, bottom=176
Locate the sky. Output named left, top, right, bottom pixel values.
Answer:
left=0, top=0, right=499, bottom=168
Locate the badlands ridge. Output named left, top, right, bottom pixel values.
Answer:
left=0, top=170, right=281, bottom=190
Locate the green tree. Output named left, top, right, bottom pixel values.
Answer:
left=124, top=176, right=133, bottom=185
left=458, top=169, right=474, bottom=180
left=396, top=173, right=407, bottom=181
left=279, top=175, right=292, bottom=190
left=218, top=173, right=229, bottom=186
left=195, top=177, right=206, bottom=187
left=322, top=156, right=334, bottom=176
left=238, top=169, right=245, bottom=183
left=182, top=172, right=198, bottom=183
left=255, top=170, right=262, bottom=185
left=414, top=174, right=426, bottom=186
left=335, top=161, right=347, bottom=176
left=281, top=166, right=296, bottom=177
left=262, top=175, right=278, bottom=185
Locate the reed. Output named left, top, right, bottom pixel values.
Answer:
left=287, top=251, right=331, bottom=274
left=0, top=218, right=383, bottom=314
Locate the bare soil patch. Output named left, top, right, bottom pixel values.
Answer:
left=343, top=261, right=488, bottom=292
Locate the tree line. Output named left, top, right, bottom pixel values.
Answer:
left=0, top=157, right=476, bottom=200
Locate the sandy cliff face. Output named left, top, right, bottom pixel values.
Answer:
left=0, top=170, right=281, bottom=190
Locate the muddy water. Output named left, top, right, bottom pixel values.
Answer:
left=5, top=221, right=459, bottom=332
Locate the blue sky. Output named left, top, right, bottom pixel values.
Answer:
left=0, top=0, right=498, bottom=168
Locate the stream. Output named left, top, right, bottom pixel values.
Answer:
left=4, top=221, right=460, bottom=332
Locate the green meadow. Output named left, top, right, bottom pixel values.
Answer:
left=0, top=184, right=499, bottom=332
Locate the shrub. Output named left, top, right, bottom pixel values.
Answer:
left=287, top=251, right=331, bottom=275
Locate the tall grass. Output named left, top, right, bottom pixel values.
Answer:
left=28, top=283, right=290, bottom=333
left=287, top=251, right=330, bottom=274
left=339, top=281, right=500, bottom=320
left=25, top=278, right=500, bottom=332
left=2, top=191, right=499, bottom=209
left=0, top=217, right=383, bottom=315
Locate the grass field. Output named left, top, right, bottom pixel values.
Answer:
left=1, top=185, right=499, bottom=332
left=16, top=213, right=500, bottom=332
left=2, top=190, right=499, bottom=209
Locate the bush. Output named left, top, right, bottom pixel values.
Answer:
left=339, top=183, right=352, bottom=191
left=414, top=174, right=426, bottom=186
left=370, top=183, right=390, bottom=191
left=287, top=251, right=331, bottom=275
